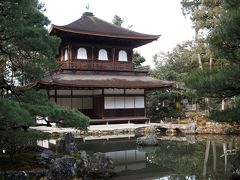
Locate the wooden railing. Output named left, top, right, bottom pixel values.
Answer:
left=61, top=59, right=134, bottom=71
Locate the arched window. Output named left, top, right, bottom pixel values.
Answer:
left=118, top=50, right=128, bottom=61
left=64, top=49, right=68, bottom=61
left=77, top=48, right=87, bottom=59
left=98, top=49, right=108, bottom=60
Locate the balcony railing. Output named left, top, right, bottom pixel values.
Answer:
left=61, top=59, right=134, bottom=71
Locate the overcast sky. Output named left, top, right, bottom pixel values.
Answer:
left=40, top=0, right=195, bottom=67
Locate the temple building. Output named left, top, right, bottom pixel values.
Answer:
left=38, top=12, right=173, bottom=124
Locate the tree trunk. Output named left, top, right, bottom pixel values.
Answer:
left=209, top=57, right=213, bottom=70
left=221, top=99, right=225, bottom=110
left=198, top=53, right=203, bottom=70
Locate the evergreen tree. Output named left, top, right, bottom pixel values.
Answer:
left=112, top=15, right=124, bottom=27
left=148, top=41, right=198, bottom=121
left=0, top=0, right=90, bottom=130
left=184, top=0, right=240, bottom=122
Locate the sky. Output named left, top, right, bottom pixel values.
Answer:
left=40, top=0, right=195, bottom=67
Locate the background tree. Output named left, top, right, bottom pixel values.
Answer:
left=0, top=0, right=89, bottom=130
left=132, top=51, right=146, bottom=67
left=147, top=41, right=198, bottom=121
left=181, top=0, right=224, bottom=68
left=112, top=15, right=124, bottom=27
left=183, top=0, right=240, bottom=122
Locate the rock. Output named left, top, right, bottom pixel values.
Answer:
left=64, top=132, right=75, bottom=144
left=145, top=125, right=156, bottom=134
left=57, top=133, right=78, bottom=154
left=166, top=128, right=178, bottom=135
left=77, top=150, right=89, bottom=175
left=187, top=122, right=196, bottom=134
left=5, top=171, right=28, bottom=180
left=134, top=127, right=145, bottom=136
left=88, top=152, right=114, bottom=178
left=37, top=149, right=54, bottom=166
left=136, top=135, right=158, bottom=146
left=28, top=169, right=48, bottom=180
left=40, top=149, right=54, bottom=160
left=65, top=142, right=78, bottom=154
left=48, top=156, right=78, bottom=180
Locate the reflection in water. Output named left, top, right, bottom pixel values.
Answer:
left=13, top=135, right=240, bottom=179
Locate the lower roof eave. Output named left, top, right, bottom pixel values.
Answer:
left=37, top=82, right=173, bottom=90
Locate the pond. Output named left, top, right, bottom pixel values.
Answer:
left=1, top=132, right=240, bottom=180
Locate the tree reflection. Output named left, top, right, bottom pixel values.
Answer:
left=144, top=137, right=239, bottom=180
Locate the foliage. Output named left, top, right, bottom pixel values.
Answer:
left=0, top=90, right=90, bottom=130
left=185, top=65, right=240, bottom=98
left=147, top=90, right=186, bottom=121
left=182, top=0, right=240, bottom=122
left=181, top=0, right=224, bottom=33
left=0, top=0, right=90, bottom=130
left=152, top=41, right=198, bottom=81
left=132, top=51, right=145, bottom=67
left=210, top=104, right=240, bottom=122
left=0, top=129, right=50, bottom=156
left=148, top=41, right=198, bottom=121
left=112, top=15, right=124, bottom=27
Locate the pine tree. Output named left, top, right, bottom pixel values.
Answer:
left=0, top=0, right=90, bottom=130
left=184, top=0, right=240, bottom=122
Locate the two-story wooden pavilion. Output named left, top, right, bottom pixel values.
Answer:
left=38, top=12, right=173, bottom=124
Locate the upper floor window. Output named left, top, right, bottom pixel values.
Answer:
left=98, top=49, right=108, bottom=60
left=77, top=48, right=87, bottom=59
left=64, top=49, right=68, bottom=61
left=118, top=50, right=128, bottom=61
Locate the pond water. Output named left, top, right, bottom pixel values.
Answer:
left=1, top=133, right=240, bottom=180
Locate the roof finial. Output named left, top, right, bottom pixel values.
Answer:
left=86, top=3, right=89, bottom=11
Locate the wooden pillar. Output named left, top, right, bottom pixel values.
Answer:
left=112, top=48, right=115, bottom=62
left=91, top=46, right=94, bottom=60
left=47, top=90, right=50, bottom=100
left=68, top=44, right=72, bottom=60
left=144, top=89, right=147, bottom=117
left=70, top=88, right=73, bottom=108
left=102, top=88, right=105, bottom=119
left=54, top=88, right=57, bottom=104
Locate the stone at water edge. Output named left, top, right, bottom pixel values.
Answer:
left=47, top=156, right=78, bottom=180
left=88, top=152, right=115, bottom=178
left=77, top=150, right=90, bottom=174
left=136, top=135, right=158, bottom=146
left=4, top=171, right=28, bottom=180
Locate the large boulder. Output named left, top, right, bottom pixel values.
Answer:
left=4, top=171, right=28, bottom=180
left=136, top=135, right=158, bottom=146
left=88, top=152, right=114, bottom=178
left=47, top=156, right=78, bottom=180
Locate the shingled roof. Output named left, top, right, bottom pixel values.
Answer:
left=39, top=73, right=174, bottom=89
left=49, top=12, right=160, bottom=46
